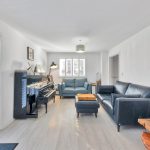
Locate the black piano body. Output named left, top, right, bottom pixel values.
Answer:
left=27, top=80, right=56, bottom=117
left=14, top=71, right=56, bottom=119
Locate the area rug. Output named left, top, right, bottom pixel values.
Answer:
left=0, top=143, right=18, bottom=150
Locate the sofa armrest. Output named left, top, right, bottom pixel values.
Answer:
left=87, top=83, right=92, bottom=93
left=97, top=85, right=114, bottom=94
left=114, top=98, right=150, bottom=125
left=58, top=83, right=64, bottom=96
left=96, top=94, right=102, bottom=102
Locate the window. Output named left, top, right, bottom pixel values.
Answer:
left=66, top=59, right=72, bottom=76
left=79, top=59, right=85, bottom=76
left=73, top=59, right=79, bottom=76
left=59, top=59, right=85, bottom=77
left=59, top=59, right=66, bottom=76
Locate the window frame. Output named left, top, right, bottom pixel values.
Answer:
left=59, top=58, right=86, bottom=77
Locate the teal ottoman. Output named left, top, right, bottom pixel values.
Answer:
left=75, top=95, right=100, bottom=118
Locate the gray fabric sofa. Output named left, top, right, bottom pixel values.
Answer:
left=97, top=81, right=150, bottom=132
left=58, top=78, right=92, bottom=97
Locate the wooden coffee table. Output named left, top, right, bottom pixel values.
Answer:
left=77, top=94, right=96, bottom=101
left=138, top=118, right=150, bottom=150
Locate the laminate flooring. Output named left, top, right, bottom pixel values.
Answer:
left=0, top=96, right=145, bottom=150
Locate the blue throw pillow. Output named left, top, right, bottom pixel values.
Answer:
left=84, top=82, right=88, bottom=89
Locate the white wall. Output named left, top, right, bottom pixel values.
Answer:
left=47, top=52, right=101, bottom=83
left=0, top=20, right=47, bottom=129
left=0, top=37, right=2, bottom=127
left=101, top=51, right=109, bottom=85
left=109, top=25, right=150, bottom=86
left=109, top=55, right=119, bottom=84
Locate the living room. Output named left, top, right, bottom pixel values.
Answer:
left=0, top=0, right=150, bottom=150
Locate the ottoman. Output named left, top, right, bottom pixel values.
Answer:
left=75, top=94, right=100, bottom=118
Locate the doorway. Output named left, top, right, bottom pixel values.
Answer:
left=109, top=55, right=119, bottom=84
left=0, top=37, right=1, bottom=129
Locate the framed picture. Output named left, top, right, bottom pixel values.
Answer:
left=27, top=47, right=34, bottom=61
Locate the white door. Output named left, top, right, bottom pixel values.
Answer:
left=109, top=55, right=119, bottom=84
left=0, top=37, right=2, bottom=129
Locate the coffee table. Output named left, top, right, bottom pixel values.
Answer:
left=75, top=94, right=100, bottom=118
left=138, top=118, right=150, bottom=149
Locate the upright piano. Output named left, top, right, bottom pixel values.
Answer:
left=14, top=70, right=56, bottom=119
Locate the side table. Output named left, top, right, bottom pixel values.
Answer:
left=138, top=118, right=150, bottom=149
left=91, top=83, right=96, bottom=94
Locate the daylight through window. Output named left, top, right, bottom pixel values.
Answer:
left=59, top=59, right=85, bottom=77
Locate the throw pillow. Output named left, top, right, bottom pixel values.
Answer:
left=84, top=82, right=88, bottom=89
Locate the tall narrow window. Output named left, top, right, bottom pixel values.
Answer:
left=79, top=59, right=85, bottom=76
left=59, top=59, right=66, bottom=76
left=66, top=59, right=72, bottom=76
left=59, top=59, right=85, bottom=77
left=73, top=59, right=79, bottom=76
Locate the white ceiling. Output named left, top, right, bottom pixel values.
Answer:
left=0, top=0, right=150, bottom=52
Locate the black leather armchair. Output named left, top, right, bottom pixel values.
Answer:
left=97, top=81, right=150, bottom=132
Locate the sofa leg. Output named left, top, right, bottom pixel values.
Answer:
left=117, top=124, right=120, bottom=132
left=77, top=113, right=79, bottom=118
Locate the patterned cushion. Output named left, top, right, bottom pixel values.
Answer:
left=75, top=78, right=87, bottom=87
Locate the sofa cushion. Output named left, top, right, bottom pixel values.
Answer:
left=103, top=99, right=113, bottom=111
left=98, top=85, right=114, bottom=94
left=75, top=100, right=100, bottom=109
left=63, top=87, right=75, bottom=94
left=75, top=87, right=88, bottom=94
left=114, top=81, right=130, bottom=94
left=63, top=79, right=75, bottom=87
left=75, top=78, right=87, bottom=87
left=98, top=94, right=111, bottom=101
left=125, top=83, right=150, bottom=98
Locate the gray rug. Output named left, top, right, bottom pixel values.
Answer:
left=0, top=143, right=18, bottom=150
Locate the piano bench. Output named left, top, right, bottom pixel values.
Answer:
left=38, top=90, right=56, bottom=113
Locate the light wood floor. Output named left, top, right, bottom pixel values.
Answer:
left=0, top=96, right=145, bottom=150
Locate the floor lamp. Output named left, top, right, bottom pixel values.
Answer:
left=47, top=62, right=58, bottom=83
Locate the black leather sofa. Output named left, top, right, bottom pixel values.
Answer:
left=97, top=81, right=150, bottom=132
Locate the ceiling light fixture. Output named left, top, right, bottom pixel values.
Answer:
left=76, top=44, right=85, bottom=53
